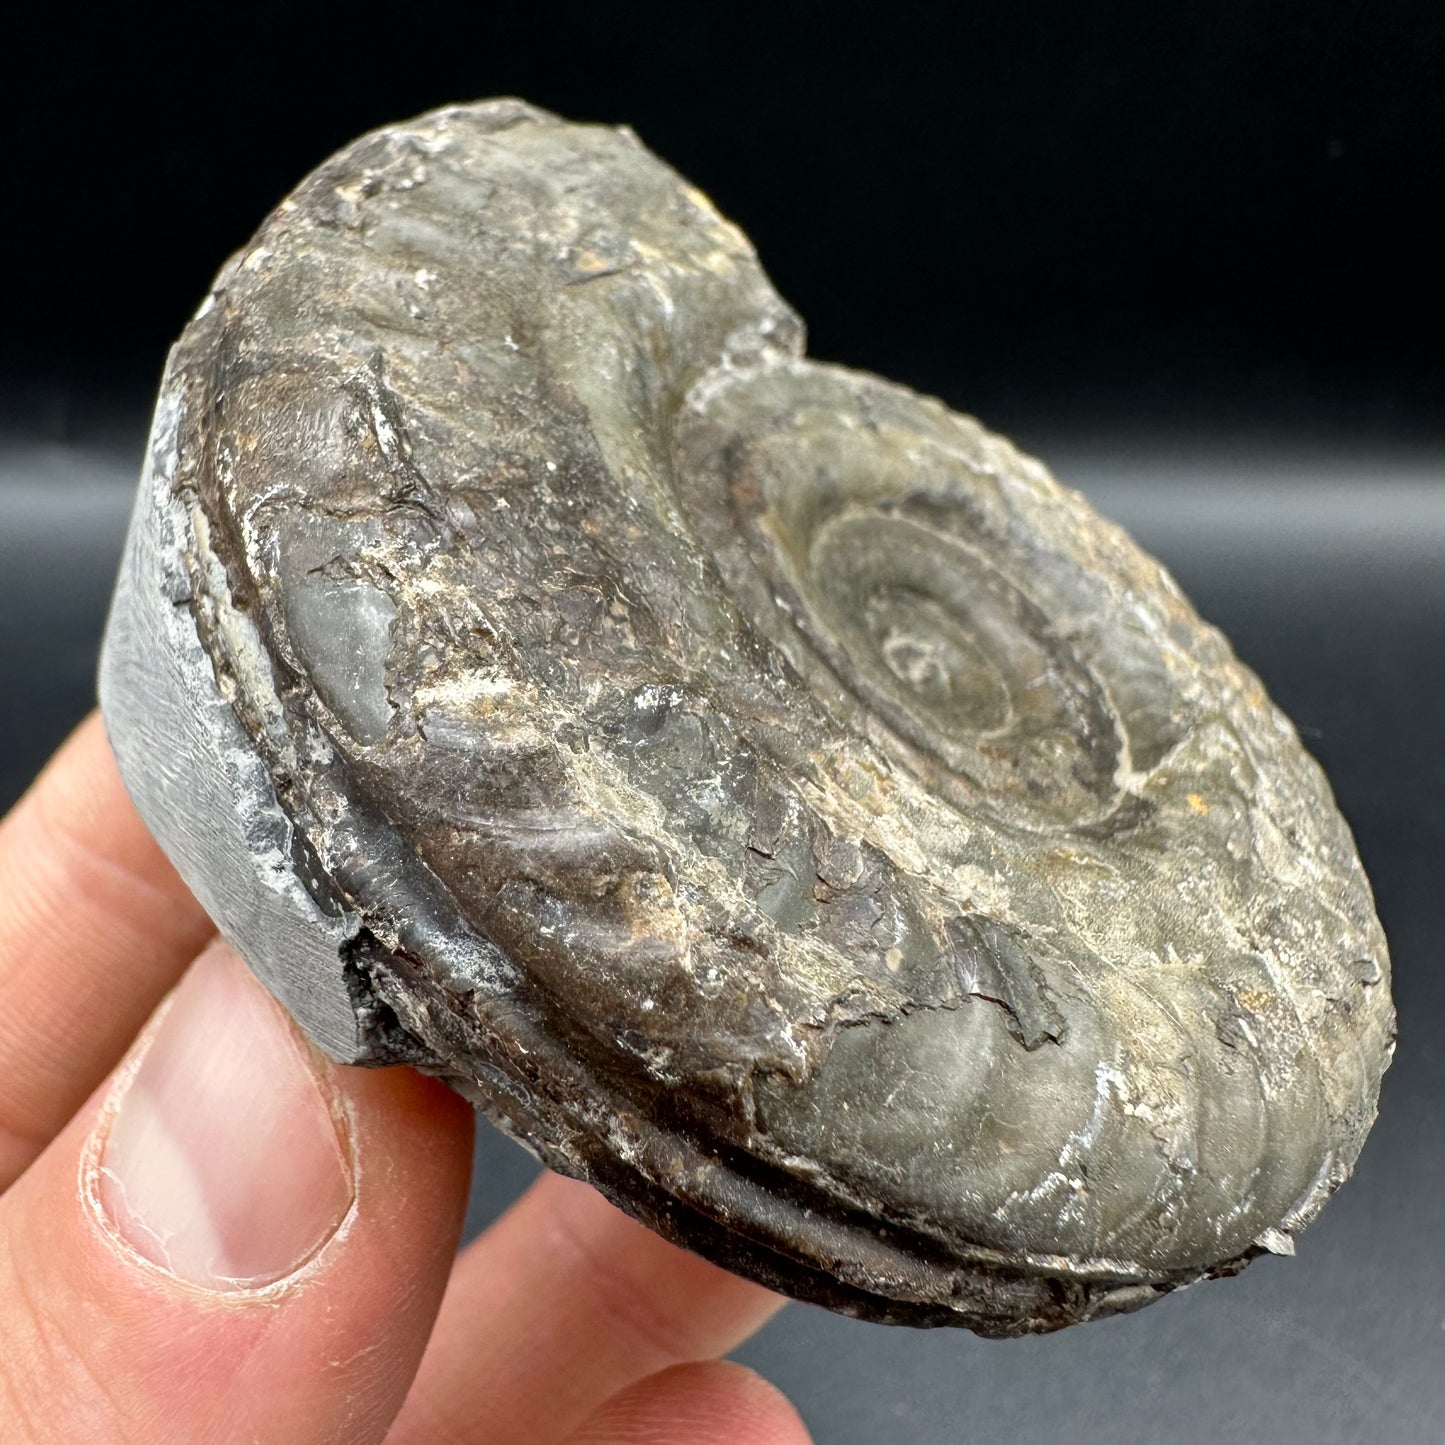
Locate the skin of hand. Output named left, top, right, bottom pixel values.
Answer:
left=0, top=714, right=813, bottom=1445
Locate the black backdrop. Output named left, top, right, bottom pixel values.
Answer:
left=3, top=6, right=1443, bottom=1443
left=5, top=1, right=1442, bottom=442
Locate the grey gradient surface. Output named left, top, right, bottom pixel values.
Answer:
left=2, top=435, right=1441, bottom=1443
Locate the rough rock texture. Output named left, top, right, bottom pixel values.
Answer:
left=99, top=100, right=1395, bottom=1334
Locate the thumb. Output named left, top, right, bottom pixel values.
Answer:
left=0, top=940, right=474, bottom=1445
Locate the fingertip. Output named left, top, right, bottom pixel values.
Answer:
left=386, top=1166, right=787, bottom=1445
left=340, top=1045, right=476, bottom=1248
left=563, top=1361, right=814, bottom=1445
left=0, top=944, right=475, bottom=1444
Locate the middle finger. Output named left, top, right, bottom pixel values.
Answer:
left=385, top=1170, right=785, bottom=1445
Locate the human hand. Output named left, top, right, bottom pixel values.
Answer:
left=0, top=715, right=812, bottom=1444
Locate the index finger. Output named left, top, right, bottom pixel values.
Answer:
left=0, top=712, right=212, bottom=1186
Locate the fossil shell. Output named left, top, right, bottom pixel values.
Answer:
left=99, top=100, right=1395, bottom=1334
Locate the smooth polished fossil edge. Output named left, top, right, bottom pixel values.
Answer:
left=99, top=99, right=1394, bottom=1334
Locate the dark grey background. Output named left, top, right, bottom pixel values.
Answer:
left=3, top=3, right=1442, bottom=1440
left=5, top=0, right=1443, bottom=446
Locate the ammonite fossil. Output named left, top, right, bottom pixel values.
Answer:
left=99, top=100, right=1395, bottom=1335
